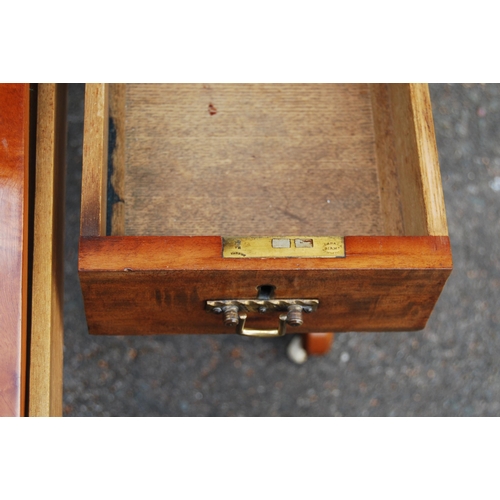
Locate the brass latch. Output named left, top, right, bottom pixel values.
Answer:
left=206, top=299, right=319, bottom=338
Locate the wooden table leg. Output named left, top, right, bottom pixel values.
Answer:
left=303, top=333, right=335, bottom=356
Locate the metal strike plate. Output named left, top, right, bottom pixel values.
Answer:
left=222, top=236, right=345, bottom=258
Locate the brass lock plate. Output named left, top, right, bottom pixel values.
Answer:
left=222, top=236, right=345, bottom=258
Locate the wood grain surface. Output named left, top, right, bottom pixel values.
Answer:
left=81, top=83, right=108, bottom=237
left=79, top=235, right=452, bottom=335
left=121, top=84, right=384, bottom=236
left=0, top=84, right=30, bottom=416
left=29, top=84, right=67, bottom=417
left=93, top=84, right=448, bottom=239
left=389, top=84, right=448, bottom=236
left=370, top=84, right=404, bottom=235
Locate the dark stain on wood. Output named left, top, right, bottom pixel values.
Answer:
left=106, top=117, right=124, bottom=236
left=208, top=103, right=217, bottom=115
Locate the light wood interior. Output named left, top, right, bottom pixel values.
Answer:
left=29, top=84, right=66, bottom=416
left=386, top=84, right=448, bottom=236
left=82, top=83, right=448, bottom=238
left=81, top=84, right=108, bottom=237
left=115, top=84, right=389, bottom=236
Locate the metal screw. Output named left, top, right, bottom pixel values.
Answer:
left=223, top=306, right=240, bottom=327
left=258, top=306, right=267, bottom=314
left=213, top=307, right=223, bottom=314
left=303, top=306, right=313, bottom=313
left=287, top=305, right=303, bottom=327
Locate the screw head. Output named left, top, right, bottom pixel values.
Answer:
left=303, top=306, right=313, bottom=313
left=213, top=307, right=223, bottom=314
left=258, top=306, right=267, bottom=313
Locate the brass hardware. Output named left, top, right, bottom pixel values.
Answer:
left=206, top=299, right=318, bottom=338
left=286, top=305, right=304, bottom=327
left=222, top=236, right=345, bottom=258
left=236, top=313, right=288, bottom=338
left=206, top=299, right=318, bottom=315
left=223, top=305, right=239, bottom=327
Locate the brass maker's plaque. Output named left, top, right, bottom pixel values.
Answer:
left=222, top=236, right=345, bottom=258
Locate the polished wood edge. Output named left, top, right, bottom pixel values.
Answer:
left=387, top=84, right=448, bottom=237
left=409, top=83, right=449, bottom=236
left=0, top=84, right=30, bottom=416
left=28, top=84, right=67, bottom=417
left=79, top=235, right=453, bottom=272
left=81, top=83, right=108, bottom=237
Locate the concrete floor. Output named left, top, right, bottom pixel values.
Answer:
left=62, top=83, right=500, bottom=416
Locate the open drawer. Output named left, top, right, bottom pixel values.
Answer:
left=79, top=84, right=452, bottom=337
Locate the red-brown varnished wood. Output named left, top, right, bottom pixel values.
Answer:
left=0, top=84, right=30, bottom=416
left=79, top=236, right=452, bottom=271
left=79, top=236, right=452, bottom=336
left=303, top=333, right=334, bottom=355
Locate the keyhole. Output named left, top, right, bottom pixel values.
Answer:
left=257, top=284, right=276, bottom=300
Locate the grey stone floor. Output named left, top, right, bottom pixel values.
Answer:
left=62, top=84, right=500, bottom=416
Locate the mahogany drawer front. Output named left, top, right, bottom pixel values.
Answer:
left=79, top=84, right=452, bottom=336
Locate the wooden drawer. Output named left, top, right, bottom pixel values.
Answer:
left=79, top=84, right=452, bottom=336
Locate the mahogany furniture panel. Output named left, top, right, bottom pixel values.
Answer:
left=0, top=83, right=67, bottom=416
left=79, top=84, right=452, bottom=337
left=0, top=84, right=30, bottom=416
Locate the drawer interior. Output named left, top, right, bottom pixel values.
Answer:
left=82, top=83, right=448, bottom=239
left=115, top=84, right=386, bottom=237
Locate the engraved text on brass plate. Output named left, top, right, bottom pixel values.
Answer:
left=222, top=236, right=345, bottom=258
